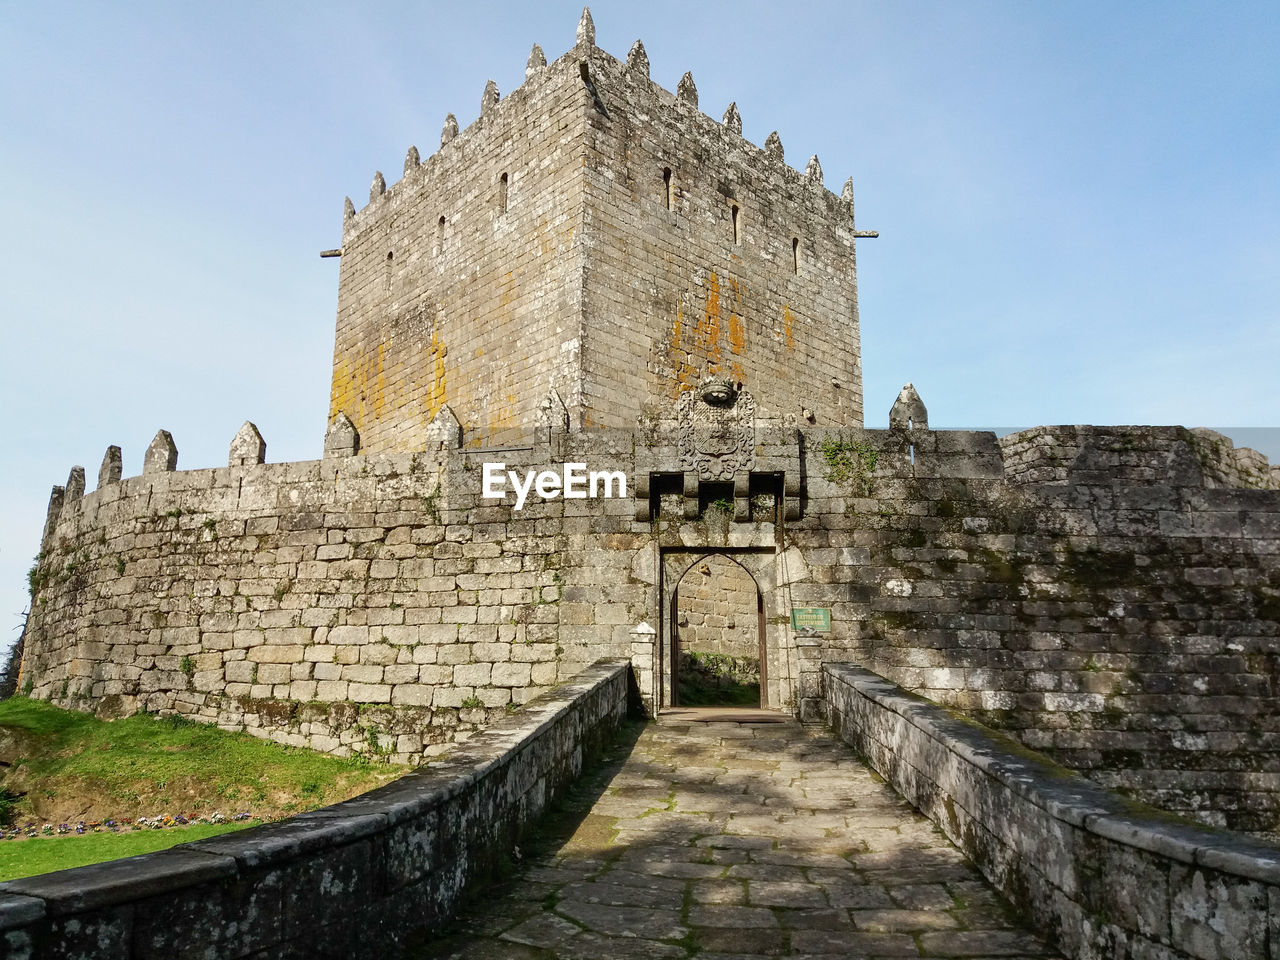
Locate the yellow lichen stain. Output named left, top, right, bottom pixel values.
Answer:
left=426, top=326, right=447, bottom=418
left=499, top=271, right=517, bottom=309
left=665, top=307, right=697, bottom=399
left=664, top=271, right=756, bottom=398
left=329, top=357, right=354, bottom=424
left=782, top=304, right=796, bottom=353
left=329, top=340, right=388, bottom=434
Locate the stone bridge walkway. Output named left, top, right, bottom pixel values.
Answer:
left=417, top=717, right=1062, bottom=959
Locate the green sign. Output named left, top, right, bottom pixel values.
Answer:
left=790, top=607, right=831, bottom=633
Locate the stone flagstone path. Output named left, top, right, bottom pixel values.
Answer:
left=417, top=716, right=1063, bottom=959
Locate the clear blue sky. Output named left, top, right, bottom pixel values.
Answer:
left=2, top=1, right=1278, bottom=653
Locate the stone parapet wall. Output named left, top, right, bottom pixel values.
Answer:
left=824, top=663, right=1280, bottom=960
left=999, top=425, right=1280, bottom=488
left=0, top=659, right=631, bottom=960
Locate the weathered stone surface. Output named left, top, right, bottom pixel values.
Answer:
left=764, top=130, right=783, bottom=160
left=676, top=70, right=697, bottom=107
left=323, top=412, right=358, bottom=457
left=804, top=153, right=823, bottom=187
left=228, top=420, right=266, bottom=467
left=440, top=113, right=458, bottom=147
left=426, top=405, right=461, bottom=450
left=63, top=465, right=85, bottom=502
left=625, top=39, right=648, bottom=78
left=575, top=7, right=594, bottom=47
left=525, top=43, right=546, bottom=80
left=1, top=662, right=629, bottom=956
left=142, top=429, right=177, bottom=473
left=481, top=79, right=499, bottom=118
left=889, top=381, right=928, bottom=430
left=0, top=848, right=235, bottom=915
left=827, top=663, right=1280, bottom=960
left=97, top=444, right=122, bottom=488
left=721, top=101, right=741, bottom=135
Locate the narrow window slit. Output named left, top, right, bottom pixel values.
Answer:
left=792, top=237, right=800, bottom=274
left=731, top=205, right=740, bottom=244
left=498, top=172, right=508, bottom=215
left=437, top=216, right=446, bottom=256
left=663, top=167, right=673, bottom=210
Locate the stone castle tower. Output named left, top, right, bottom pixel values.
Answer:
left=328, top=8, right=870, bottom=451
left=16, top=8, right=1280, bottom=843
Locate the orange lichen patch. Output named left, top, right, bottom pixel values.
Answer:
left=682, top=271, right=725, bottom=378
left=487, top=392, right=519, bottom=435
left=782, top=304, right=796, bottom=352
left=723, top=276, right=746, bottom=379
left=664, top=306, right=699, bottom=399
left=697, top=272, right=723, bottom=363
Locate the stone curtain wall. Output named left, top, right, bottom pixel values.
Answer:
left=21, top=423, right=1280, bottom=829
left=21, top=445, right=646, bottom=764
left=795, top=428, right=1280, bottom=833
left=675, top=554, right=758, bottom=658
left=0, top=660, right=631, bottom=960
left=824, top=663, right=1280, bottom=960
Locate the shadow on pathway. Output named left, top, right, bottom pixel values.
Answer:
left=412, top=716, right=1063, bottom=959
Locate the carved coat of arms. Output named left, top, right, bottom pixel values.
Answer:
left=677, top=377, right=756, bottom=480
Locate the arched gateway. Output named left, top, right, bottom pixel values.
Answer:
left=658, top=549, right=794, bottom=712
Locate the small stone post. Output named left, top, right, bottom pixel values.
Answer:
left=630, top=621, right=657, bottom=716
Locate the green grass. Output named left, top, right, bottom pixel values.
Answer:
left=0, top=821, right=256, bottom=881
left=0, top=697, right=404, bottom=825
left=677, top=652, right=761, bottom=707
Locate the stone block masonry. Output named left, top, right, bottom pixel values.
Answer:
left=676, top=553, right=758, bottom=658
left=824, top=663, right=1280, bottom=960
left=21, top=442, right=645, bottom=764
left=0, top=659, right=631, bottom=960
left=21, top=416, right=1280, bottom=833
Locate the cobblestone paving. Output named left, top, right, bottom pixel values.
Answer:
left=419, top=718, right=1063, bottom=959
